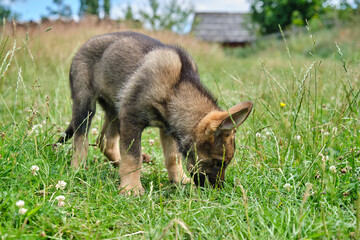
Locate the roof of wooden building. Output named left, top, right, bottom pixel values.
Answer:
left=191, top=12, right=255, bottom=44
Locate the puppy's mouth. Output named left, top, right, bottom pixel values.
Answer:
left=191, top=171, right=224, bottom=188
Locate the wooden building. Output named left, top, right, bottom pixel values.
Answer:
left=191, top=12, right=255, bottom=47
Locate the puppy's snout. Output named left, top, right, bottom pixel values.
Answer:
left=191, top=168, right=225, bottom=188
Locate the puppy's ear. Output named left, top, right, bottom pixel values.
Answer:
left=217, top=101, right=253, bottom=131
left=195, top=101, right=253, bottom=141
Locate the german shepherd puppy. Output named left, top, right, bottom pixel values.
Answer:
left=59, top=31, right=253, bottom=196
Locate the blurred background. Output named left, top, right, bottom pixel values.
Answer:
left=1, top=0, right=359, bottom=37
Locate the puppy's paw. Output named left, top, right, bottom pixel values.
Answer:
left=180, top=176, right=192, bottom=184
left=71, top=159, right=80, bottom=168
left=170, top=175, right=192, bottom=185
left=141, top=153, right=152, bottom=163
left=119, top=184, right=145, bottom=197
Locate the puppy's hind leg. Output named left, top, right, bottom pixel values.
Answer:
left=96, top=110, right=121, bottom=167
left=72, top=97, right=96, bottom=168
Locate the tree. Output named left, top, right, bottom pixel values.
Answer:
left=250, top=0, right=325, bottom=34
left=0, top=4, right=11, bottom=20
left=0, top=0, right=21, bottom=20
left=139, top=0, right=194, bottom=33
left=124, top=4, right=134, bottom=21
left=79, top=0, right=99, bottom=17
left=337, top=0, right=360, bottom=21
left=46, top=0, right=72, bottom=20
left=103, top=0, right=110, bottom=18
left=79, top=0, right=112, bottom=19
left=139, top=0, right=160, bottom=30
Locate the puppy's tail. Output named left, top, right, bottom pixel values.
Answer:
left=57, top=121, right=74, bottom=143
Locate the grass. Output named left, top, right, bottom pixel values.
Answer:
left=0, top=20, right=359, bottom=239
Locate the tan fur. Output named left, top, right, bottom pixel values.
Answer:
left=168, top=82, right=219, bottom=132
left=96, top=114, right=121, bottom=166
left=194, top=110, right=229, bottom=143
left=119, top=48, right=181, bottom=97
left=118, top=154, right=144, bottom=196
left=98, top=134, right=121, bottom=165
left=118, top=48, right=182, bottom=119
left=160, top=129, right=191, bottom=184
left=61, top=32, right=253, bottom=194
left=73, top=135, right=88, bottom=168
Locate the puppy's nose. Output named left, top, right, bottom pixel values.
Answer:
left=208, top=176, right=224, bottom=189
left=192, top=172, right=206, bottom=187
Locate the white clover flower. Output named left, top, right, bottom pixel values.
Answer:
left=32, top=124, right=42, bottom=130
left=149, top=139, right=155, bottom=146
left=55, top=142, right=62, bottom=148
left=28, top=129, right=39, bottom=136
left=16, top=200, right=25, bottom=208
left=60, top=132, right=66, bottom=138
left=329, top=165, right=336, bottom=173
left=55, top=195, right=65, bottom=201
left=295, top=135, right=301, bottom=141
left=332, top=127, right=338, bottom=135
left=255, top=132, right=262, bottom=138
left=27, top=124, right=43, bottom=136
left=91, top=128, right=99, bottom=136
left=30, top=165, right=39, bottom=175
left=55, top=195, right=66, bottom=207
left=55, top=180, right=67, bottom=190
left=19, top=208, right=28, bottom=215
left=283, top=183, right=292, bottom=191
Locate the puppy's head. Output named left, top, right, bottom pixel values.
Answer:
left=189, top=101, right=253, bottom=188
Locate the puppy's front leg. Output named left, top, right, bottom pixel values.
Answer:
left=160, top=129, right=191, bottom=184
left=119, top=119, right=144, bottom=196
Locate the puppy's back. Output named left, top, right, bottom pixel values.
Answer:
left=69, top=32, right=164, bottom=99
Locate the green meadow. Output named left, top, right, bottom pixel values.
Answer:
left=0, top=21, right=359, bottom=239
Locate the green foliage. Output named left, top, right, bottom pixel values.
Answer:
left=79, top=0, right=112, bottom=19
left=337, top=0, right=360, bottom=21
left=0, top=0, right=20, bottom=20
left=139, top=0, right=194, bottom=33
left=0, top=4, right=11, bottom=20
left=103, top=0, right=110, bottom=18
left=121, top=4, right=142, bottom=28
left=79, top=0, right=99, bottom=17
left=46, top=0, right=72, bottom=20
left=124, top=4, right=134, bottom=21
left=250, top=0, right=325, bottom=34
left=225, top=24, right=360, bottom=62
left=139, top=0, right=160, bottom=30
